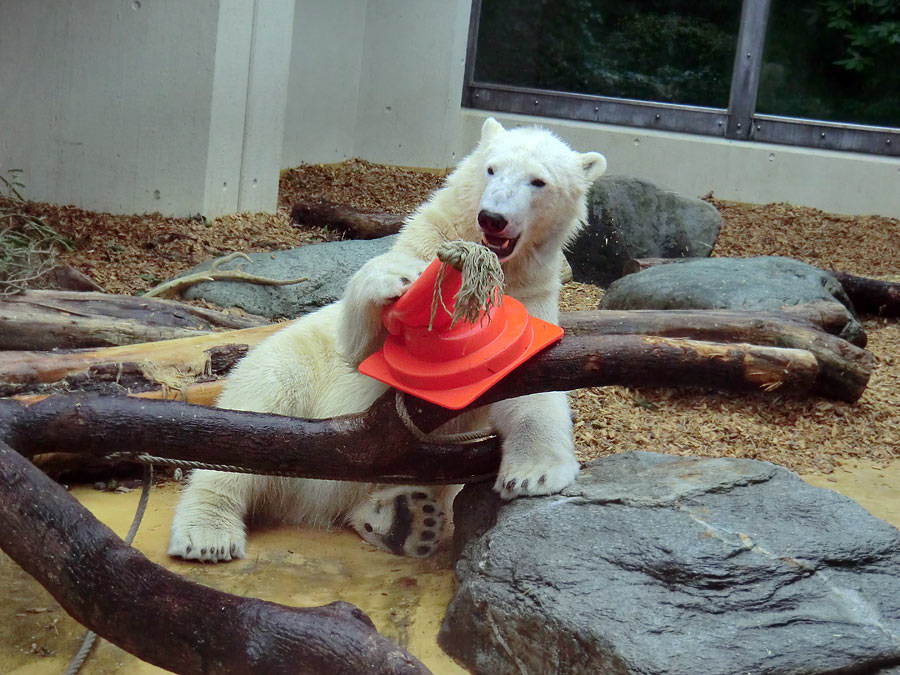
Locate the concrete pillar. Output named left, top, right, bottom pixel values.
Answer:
left=0, top=0, right=294, bottom=218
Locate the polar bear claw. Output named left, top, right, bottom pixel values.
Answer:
left=347, top=486, right=445, bottom=557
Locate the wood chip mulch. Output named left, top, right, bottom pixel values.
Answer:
left=13, top=161, right=900, bottom=474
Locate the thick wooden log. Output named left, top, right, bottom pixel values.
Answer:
left=832, top=271, right=900, bottom=317
left=290, top=199, right=404, bottom=239
left=561, top=307, right=874, bottom=402
left=0, top=440, right=429, bottom=675
left=2, top=306, right=872, bottom=402
left=0, top=322, right=283, bottom=397
left=1, top=337, right=824, bottom=477
left=0, top=289, right=268, bottom=350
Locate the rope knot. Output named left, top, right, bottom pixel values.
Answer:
left=429, top=240, right=504, bottom=330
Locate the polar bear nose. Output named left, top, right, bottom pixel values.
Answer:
left=477, top=210, right=508, bottom=234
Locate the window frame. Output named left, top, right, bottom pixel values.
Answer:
left=462, top=0, right=900, bottom=157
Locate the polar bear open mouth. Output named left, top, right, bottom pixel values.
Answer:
left=481, top=232, right=520, bottom=261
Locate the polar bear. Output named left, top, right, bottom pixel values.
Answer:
left=168, top=118, right=607, bottom=562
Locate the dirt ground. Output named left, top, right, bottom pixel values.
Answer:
left=15, top=158, right=899, bottom=475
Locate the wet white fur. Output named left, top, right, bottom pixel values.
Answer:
left=168, top=118, right=607, bottom=561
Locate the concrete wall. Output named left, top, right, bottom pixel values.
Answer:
left=281, top=0, right=367, bottom=166
left=3, top=0, right=897, bottom=218
left=282, top=0, right=471, bottom=169
left=0, top=0, right=294, bottom=217
left=454, top=112, right=900, bottom=218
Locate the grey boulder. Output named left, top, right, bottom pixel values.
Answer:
left=600, top=255, right=864, bottom=344
left=568, top=176, right=722, bottom=287
left=179, top=236, right=397, bottom=319
left=439, top=452, right=900, bottom=675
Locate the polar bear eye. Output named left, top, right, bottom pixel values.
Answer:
left=487, top=166, right=494, bottom=176
left=530, top=178, right=546, bottom=188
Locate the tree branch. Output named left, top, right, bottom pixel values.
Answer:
left=0, top=440, right=429, bottom=675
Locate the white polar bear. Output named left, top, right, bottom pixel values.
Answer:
left=168, top=118, right=607, bottom=562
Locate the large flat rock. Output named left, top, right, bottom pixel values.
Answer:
left=600, top=255, right=865, bottom=344
left=179, top=236, right=397, bottom=319
left=439, top=452, right=900, bottom=674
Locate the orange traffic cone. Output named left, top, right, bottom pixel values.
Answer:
left=359, top=256, right=564, bottom=409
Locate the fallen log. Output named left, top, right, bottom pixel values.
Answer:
left=0, top=289, right=268, bottom=350
left=290, top=199, right=405, bottom=239
left=0, top=328, right=867, bottom=674
left=832, top=271, right=900, bottom=318
left=0, top=337, right=825, bottom=477
left=562, top=306, right=874, bottom=402
left=0, top=322, right=283, bottom=397
left=0, top=441, right=429, bottom=675
left=2, top=307, right=873, bottom=402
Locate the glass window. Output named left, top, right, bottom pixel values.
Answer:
left=758, top=0, right=900, bottom=127
left=473, top=0, right=742, bottom=109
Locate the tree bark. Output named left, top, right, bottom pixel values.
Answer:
left=832, top=271, right=900, bottom=317
left=0, top=289, right=268, bottom=350
left=0, top=441, right=429, bottom=675
left=2, top=307, right=873, bottom=402
left=0, top=336, right=829, bottom=479
left=290, top=199, right=405, bottom=239
left=0, top=322, right=282, bottom=397
left=561, top=307, right=873, bottom=402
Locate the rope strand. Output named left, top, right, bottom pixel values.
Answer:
left=64, top=464, right=153, bottom=675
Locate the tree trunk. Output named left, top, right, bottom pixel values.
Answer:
left=0, top=337, right=828, bottom=480
left=2, top=307, right=873, bottom=402
left=832, top=271, right=900, bottom=317
left=290, top=199, right=405, bottom=239
left=0, top=441, right=429, bottom=675
left=0, top=289, right=268, bottom=350
left=0, top=322, right=282, bottom=397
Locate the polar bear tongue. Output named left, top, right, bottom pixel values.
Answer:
left=481, top=232, right=519, bottom=260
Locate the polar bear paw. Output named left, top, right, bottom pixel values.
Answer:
left=358, top=253, right=428, bottom=307
left=494, top=453, right=580, bottom=501
left=347, top=486, right=445, bottom=557
left=168, top=519, right=247, bottom=563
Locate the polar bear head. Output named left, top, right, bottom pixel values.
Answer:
left=460, top=117, right=607, bottom=265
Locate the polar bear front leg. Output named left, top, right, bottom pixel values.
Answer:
left=346, top=486, right=448, bottom=557
left=168, top=470, right=252, bottom=562
left=338, top=251, right=429, bottom=366
left=489, top=391, right=580, bottom=500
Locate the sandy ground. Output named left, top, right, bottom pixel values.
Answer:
left=0, top=483, right=467, bottom=675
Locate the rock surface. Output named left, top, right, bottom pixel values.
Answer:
left=439, top=452, right=900, bottom=675
left=568, top=176, right=721, bottom=287
left=179, top=236, right=397, bottom=319
left=600, top=255, right=865, bottom=344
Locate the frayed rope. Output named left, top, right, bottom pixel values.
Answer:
left=429, top=240, right=504, bottom=331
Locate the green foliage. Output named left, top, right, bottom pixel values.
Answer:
left=474, top=0, right=900, bottom=128
left=474, top=0, right=740, bottom=108
left=758, top=0, right=900, bottom=126
left=820, top=0, right=900, bottom=71
left=0, top=170, right=72, bottom=295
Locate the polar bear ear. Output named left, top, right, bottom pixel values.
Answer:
left=480, top=117, right=505, bottom=143
left=581, top=152, right=607, bottom=181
